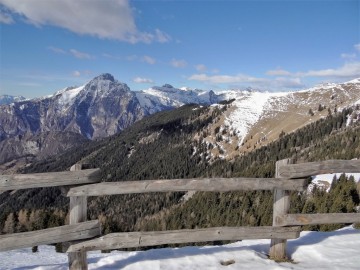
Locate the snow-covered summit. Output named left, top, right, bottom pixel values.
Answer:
left=345, top=77, right=360, bottom=84
left=136, top=84, right=221, bottom=114
left=0, top=94, right=26, bottom=105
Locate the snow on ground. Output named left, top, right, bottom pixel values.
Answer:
left=223, top=91, right=288, bottom=145
left=310, top=173, right=360, bottom=193
left=1, top=226, right=359, bottom=270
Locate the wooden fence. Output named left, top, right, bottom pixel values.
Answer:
left=1, top=159, right=360, bottom=269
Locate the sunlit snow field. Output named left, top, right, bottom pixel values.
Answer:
left=1, top=226, right=359, bottom=270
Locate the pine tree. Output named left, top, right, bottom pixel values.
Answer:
left=2, top=213, right=15, bottom=234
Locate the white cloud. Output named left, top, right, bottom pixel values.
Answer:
left=69, top=49, right=92, bottom=60
left=188, top=73, right=265, bottom=84
left=72, top=71, right=81, bottom=77
left=133, top=77, right=154, bottom=84
left=171, top=59, right=187, bottom=68
left=341, top=53, right=356, bottom=59
left=0, top=0, right=170, bottom=43
left=301, top=62, right=360, bottom=78
left=354, top=43, right=360, bottom=52
left=188, top=73, right=305, bottom=90
left=266, top=68, right=292, bottom=76
left=195, top=64, right=207, bottom=72
left=127, top=55, right=138, bottom=61
left=0, top=9, right=13, bottom=24
left=267, top=62, right=360, bottom=79
left=155, top=29, right=171, bottom=43
left=47, top=46, right=67, bottom=54
left=102, top=53, right=122, bottom=60
left=142, top=56, right=156, bottom=65
left=273, top=77, right=304, bottom=88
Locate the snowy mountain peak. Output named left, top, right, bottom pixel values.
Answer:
left=162, top=83, right=174, bottom=88
left=346, top=78, right=360, bottom=84
left=0, top=95, right=26, bottom=105
left=92, top=73, right=115, bottom=82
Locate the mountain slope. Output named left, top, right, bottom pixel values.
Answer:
left=0, top=95, right=26, bottom=105
left=1, top=103, right=359, bottom=235
left=0, top=75, right=224, bottom=142
left=1, top=74, right=359, bottom=153
left=0, top=74, right=146, bottom=140
left=212, top=79, right=360, bottom=156
left=0, top=131, right=89, bottom=173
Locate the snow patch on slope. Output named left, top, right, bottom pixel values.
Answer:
left=55, top=85, right=85, bottom=109
left=222, top=91, right=288, bottom=145
left=309, top=173, right=360, bottom=193
left=136, top=86, right=218, bottom=114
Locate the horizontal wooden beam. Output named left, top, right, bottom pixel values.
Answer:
left=67, top=177, right=307, bottom=197
left=0, top=220, right=100, bottom=252
left=276, top=213, right=360, bottom=226
left=277, top=159, right=360, bottom=178
left=0, top=169, right=101, bottom=191
left=67, top=226, right=300, bottom=252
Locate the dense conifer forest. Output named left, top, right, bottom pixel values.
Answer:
left=0, top=104, right=359, bottom=238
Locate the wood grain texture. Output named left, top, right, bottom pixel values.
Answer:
left=67, top=177, right=307, bottom=197
left=68, top=164, right=89, bottom=270
left=67, top=226, right=301, bottom=252
left=269, top=159, right=293, bottom=260
left=0, top=220, right=100, bottom=252
left=277, top=159, right=360, bottom=178
left=276, top=213, right=360, bottom=226
left=0, top=169, right=101, bottom=191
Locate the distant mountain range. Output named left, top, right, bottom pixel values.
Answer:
left=0, top=73, right=223, bottom=141
left=1, top=74, right=360, bottom=168
left=0, top=95, right=26, bottom=105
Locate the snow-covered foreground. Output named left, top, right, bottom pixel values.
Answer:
left=1, top=226, right=359, bottom=270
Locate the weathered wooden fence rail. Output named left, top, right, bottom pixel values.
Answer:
left=0, top=220, right=100, bottom=252
left=0, top=159, right=360, bottom=269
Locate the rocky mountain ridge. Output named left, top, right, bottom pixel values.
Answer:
left=1, top=74, right=360, bottom=164
left=0, top=74, right=221, bottom=141
left=0, top=95, right=26, bottom=105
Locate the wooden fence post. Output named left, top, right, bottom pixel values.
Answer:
left=68, top=164, right=88, bottom=270
left=269, top=158, right=293, bottom=260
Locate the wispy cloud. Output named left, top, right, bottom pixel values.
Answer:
left=267, top=62, right=360, bottom=79
left=188, top=73, right=305, bottom=90
left=142, top=56, right=156, bottom=65
left=72, top=70, right=81, bottom=77
left=354, top=43, right=360, bottom=52
left=0, top=9, right=13, bottom=24
left=47, top=46, right=67, bottom=54
left=126, top=55, right=157, bottom=65
left=341, top=53, right=357, bottom=59
left=266, top=68, right=292, bottom=76
left=189, top=73, right=265, bottom=84
left=133, top=77, right=154, bottom=84
left=195, top=64, right=207, bottom=72
left=48, top=47, right=93, bottom=60
left=102, top=53, right=122, bottom=60
left=155, top=29, right=171, bottom=43
left=17, top=82, right=41, bottom=87
left=301, top=62, right=360, bottom=78
left=0, top=0, right=171, bottom=43
left=69, top=49, right=92, bottom=60
left=171, top=59, right=187, bottom=68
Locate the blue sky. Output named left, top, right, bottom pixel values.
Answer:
left=0, top=0, right=359, bottom=98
